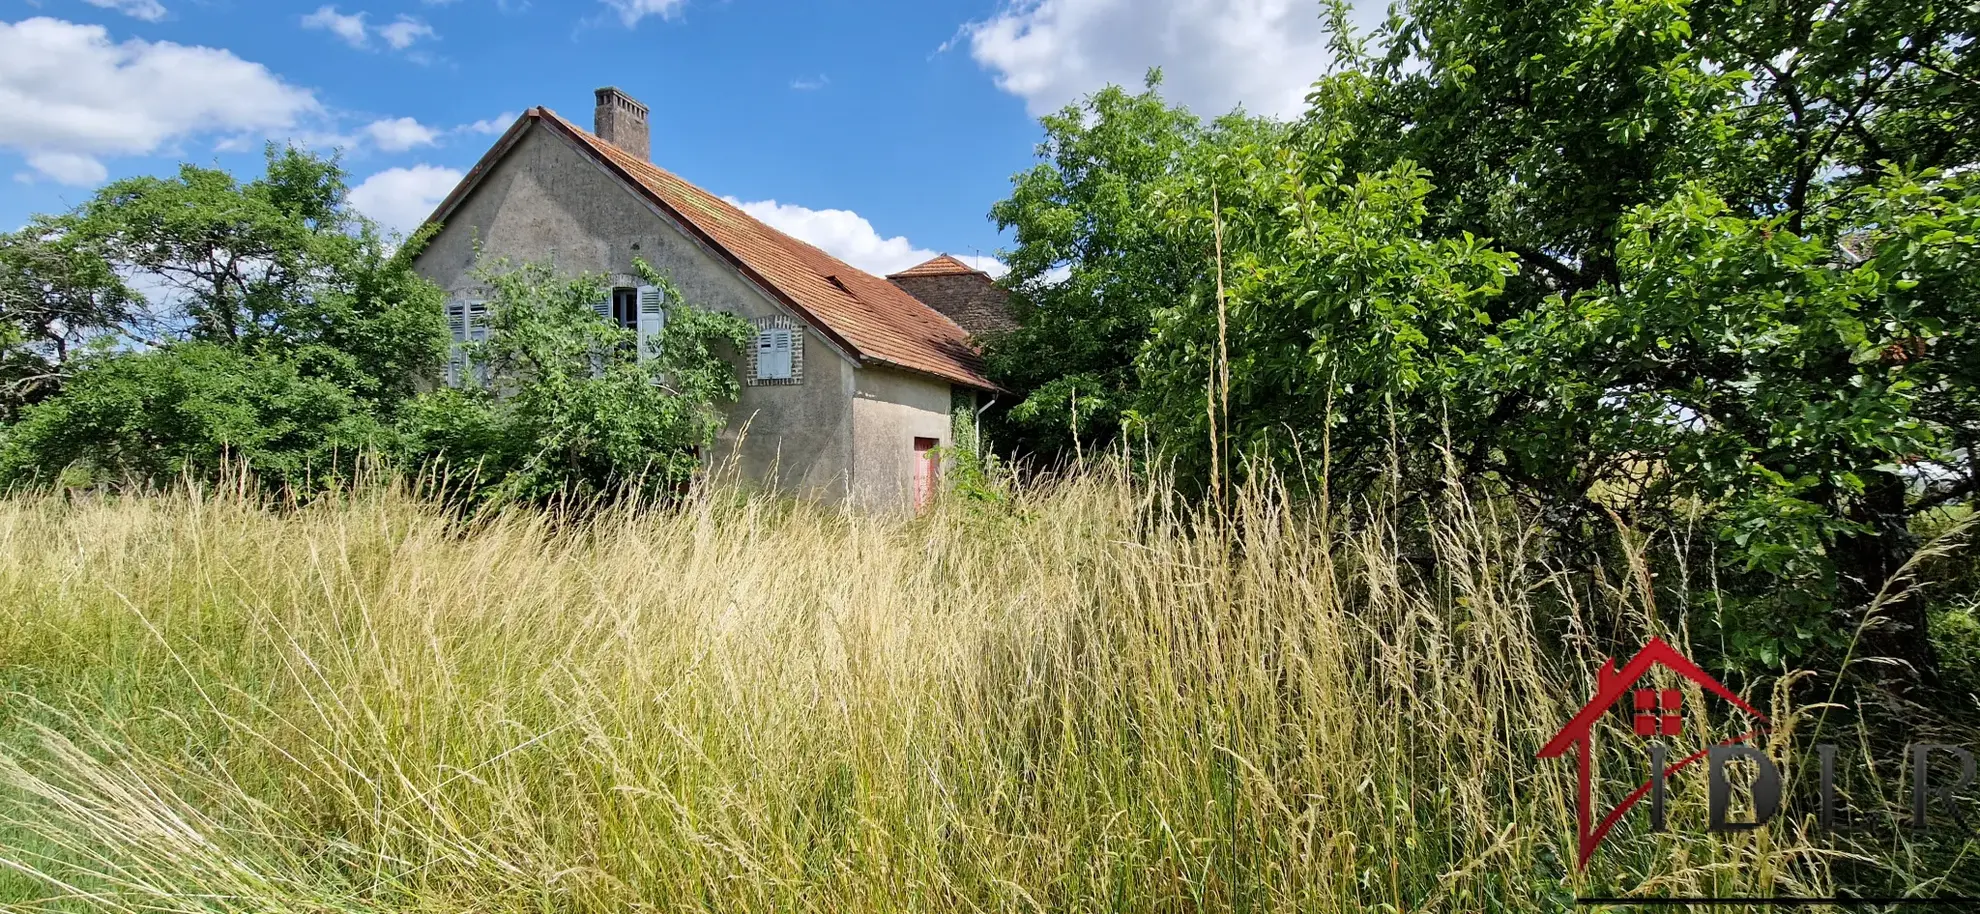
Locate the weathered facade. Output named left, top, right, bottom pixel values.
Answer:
left=412, top=89, right=996, bottom=511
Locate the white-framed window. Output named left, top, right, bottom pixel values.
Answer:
left=445, top=299, right=489, bottom=387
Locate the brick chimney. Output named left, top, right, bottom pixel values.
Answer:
left=593, top=87, right=650, bottom=160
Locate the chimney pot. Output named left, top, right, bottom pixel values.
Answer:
left=593, top=87, right=650, bottom=161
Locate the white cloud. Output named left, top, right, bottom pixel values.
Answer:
left=304, top=8, right=438, bottom=56
left=790, top=74, right=829, bottom=91
left=728, top=197, right=940, bottom=276
left=725, top=196, right=1003, bottom=279
left=82, top=0, right=169, bottom=21
left=956, top=255, right=1011, bottom=279
left=600, top=0, right=688, bottom=26
left=964, top=0, right=1379, bottom=119
left=378, top=16, right=437, bottom=50
left=302, top=6, right=370, bottom=48
left=349, top=165, right=463, bottom=237
left=463, top=112, right=519, bottom=135
left=363, top=116, right=440, bottom=151
left=0, top=17, right=318, bottom=186
left=23, top=151, right=109, bottom=185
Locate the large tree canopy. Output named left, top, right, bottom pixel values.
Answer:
left=982, top=0, right=1980, bottom=673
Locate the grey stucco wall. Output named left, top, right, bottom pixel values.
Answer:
left=412, top=122, right=859, bottom=502
left=850, top=365, right=955, bottom=513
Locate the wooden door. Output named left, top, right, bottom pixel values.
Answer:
left=913, top=437, right=939, bottom=512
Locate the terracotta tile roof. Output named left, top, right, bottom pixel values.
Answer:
left=514, top=108, right=995, bottom=390
left=889, top=254, right=985, bottom=278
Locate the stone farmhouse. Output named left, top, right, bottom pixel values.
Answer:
left=413, top=88, right=1013, bottom=512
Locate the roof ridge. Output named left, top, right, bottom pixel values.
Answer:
left=890, top=253, right=986, bottom=278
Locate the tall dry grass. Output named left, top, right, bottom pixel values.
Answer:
left=0, top=469, right=1935, bottom=912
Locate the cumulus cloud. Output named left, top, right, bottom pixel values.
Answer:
left=0, top=17, right=318, bottom=185
left=600, top=0, right=688, bottom=26
left=82, top=0, right=169, bottom=21
left=363, top=117, right=440, bottom=151
left=462, top=112, right=519, bottom=135
left=304, top=7, right=436, bottom=52
left=955, top=255, right=1011, bottom=279
left=378, top=16, right=437, bottom=50
left=302, top=6, right=369, bottom=48
left=964, top=0, right=1379, bottom=119
left=22, top=152, right=110, bottom=185
left=725, top=196, right=1004, bottom=278
left=348, top=165, right=463, bottom=237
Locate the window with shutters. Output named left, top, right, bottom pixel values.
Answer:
left=592, top=285, right=666, bottom=374
left=445, top=299, right=490, bottom=388
left=746, top=315, right=804, bottom=386
left=757, top=328, right=793, bottom=380
left=636, top=285, right=666, bottom=363
left=610, top=288, right=638, bottom=330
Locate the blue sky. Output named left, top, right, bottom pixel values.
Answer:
left=1, top=0, right=1349, bottom=276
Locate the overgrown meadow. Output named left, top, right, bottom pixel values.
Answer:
left=0, top=470, right=1969, bottom=913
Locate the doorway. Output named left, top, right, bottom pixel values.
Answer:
left=913, top=437, right=939, bottom=512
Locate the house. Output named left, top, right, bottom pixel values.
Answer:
left=412, top=88, right=1001, bottom=512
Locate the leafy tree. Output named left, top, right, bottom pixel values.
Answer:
left=0, top=216, right=136, bottom=419
left=71, top=145, right=446, bottom=408
left=0, top=343, right=386, bottom=491
left=395, top=259, right=753, bottom=506
left=0, top=146, right=450, bottom=493
left=983, top=75, right=1286, bottom=461
left=985, top=0, right=1980, bottom=673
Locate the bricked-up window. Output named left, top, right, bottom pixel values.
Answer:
left=746, top=315, right=804, bottom=386
left=1633, top=688, right=1683, bottom=737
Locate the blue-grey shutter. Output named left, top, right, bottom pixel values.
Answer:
left=636, top=284, right=665, bottom=363
left=445, top=300, right=469, bottom=387
left=758, top=328, right=793, bottom=380
left=466, top=300, right=490, bottom=387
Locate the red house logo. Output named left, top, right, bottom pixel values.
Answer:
left=1537, top=637, right=1769, bottom=868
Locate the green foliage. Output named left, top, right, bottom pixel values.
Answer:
left=68, top=145, right=448, bottom=408
left=395, top=259, right=753, bottom=506
left=984, top=75, right=1289, bottom=460
left=0, top=216, right=136, bottom=420
left=0, top=343, right=385, bottom=491
left=984, top=1, right=1980, bottom=673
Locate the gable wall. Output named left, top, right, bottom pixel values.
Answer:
left=412, top=122, right=858, bottom=501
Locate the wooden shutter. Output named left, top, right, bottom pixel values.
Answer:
left=756, top=328, right=793, bottom=380
left=593, top=291, right=613, bottom=324
left=445, top=300, right=469, bottom=387
left=636, top=284, right=666, bottom=363
left=465, top=301, right=490, bottom=386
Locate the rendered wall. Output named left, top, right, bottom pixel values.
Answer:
left=850, top=365, right=956, bottom=513
left=412, top=122, right=858, bottom=501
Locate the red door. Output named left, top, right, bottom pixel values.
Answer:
left=913, top=437, right=939, bottom=512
